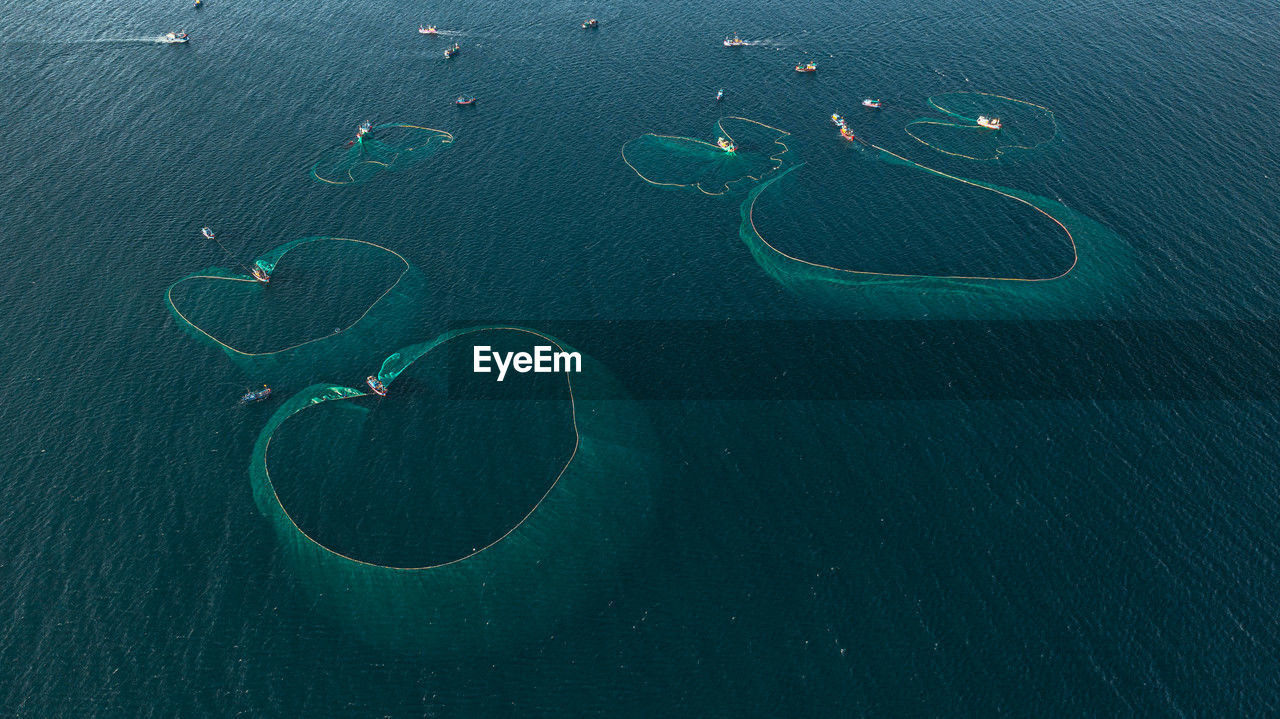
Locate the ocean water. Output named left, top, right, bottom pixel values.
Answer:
left=3, top=0, right=1280, bottom=714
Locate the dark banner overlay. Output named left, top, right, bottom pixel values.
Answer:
left=441, top=322, right=1280, bottom=400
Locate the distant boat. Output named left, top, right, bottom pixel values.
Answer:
left=840, top=126, right=857, bottom=142
left=716, top=89, right=724, bottom=101
left=366, top=376, right=388, bottom=396
left=795, top=61, right=816, bottom=73
left=976, top=115, right=1002, bottom=130
left=831, top=113, right=845, bottom=126
left=444, top=43, right=459, bottom=58
left=582, top=18, right=599, bottom=29
left=717, top=137, right=737, bottom=153
left=240, top=385, right=272, bottom=403
left=724, top=32, right=746, bottom=47
left=194, top=0, right=202, bottom=7
left=161, top=31, right=189, bottom=44
left=419, top=25, right=438, bottom=35
left=861, top=98, right=882, bottom=108
left=455, top=96, right=476, bottom=105
left=201, top=226, right=215, bottom=240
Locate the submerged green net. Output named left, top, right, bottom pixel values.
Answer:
left=904, top=92, right=1058, bottom=161
left=249, top=327, right=658, bottom=652
left=165, top=237, right=428, bottom=377
left=738, top=140, right=1128, bottom=317
left=621, top=116, right=793, bottom=195
left=310, top=123, right=454, bottom=186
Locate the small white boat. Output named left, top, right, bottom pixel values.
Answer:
left=161, top=31, right=189, bottom=44
left=861, top=98, right=882, bottom=109
left=717, top=137, right=736, bottom=153
left=201, top=226, right=215, bottom=240
left=976, top=115, right=1002, bottom=130
left=716, top=89, right=724, bottom=101
left=419, top=25, right=438, bottom=35
left=724, top=32, right=746, bottom=47
left=831, top=113, right=846, bottom=126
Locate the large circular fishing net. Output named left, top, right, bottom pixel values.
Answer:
left=165, top=237, right=427, bottom=374
left=621, top=116, right=793, bottom=195
left=903, top=92, right=1058, bottom=161
left=249, top=327, right=658, bottom=651
left=737, top=137, right=1127, bottom=316
left=310, top=123, right=454, bottom=186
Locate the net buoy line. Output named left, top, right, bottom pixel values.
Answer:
left=904, top=92, right=1059, bottom=162
left=164, top=237, right=412, bottom=356
left=251, top=327, right=580, bottom=571
left=310, top=123, right=455, bottom=186
left=620, top=117, right=793, bottom=196
left=743, top=143, right=1079, bottom=283
left=247, top=326, right=658, bottom=651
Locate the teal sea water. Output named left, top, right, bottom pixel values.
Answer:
left=3, top=0, right=1280, bottom=714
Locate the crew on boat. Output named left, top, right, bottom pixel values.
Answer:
left=831, top=113, right=846, bottom=126
left=717, top=137, right=736, bottom=153
left=251, top=266, right=270, bottom=283
left=419, top=25, right=438, bottom=34
left=976, top=115, right=1002, bottom=130
left=366, top=376, right=388, bottom=396
left=795, top=61, right=816, bottom=72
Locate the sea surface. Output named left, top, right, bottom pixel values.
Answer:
left=3, top=0, right=1280, bottom=714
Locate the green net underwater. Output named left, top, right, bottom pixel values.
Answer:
left=310, top=123, right=454, bottom=186
left=737, top=139, right=1129, bottom=317
left=621, top=116, right=794, bottom=195
left=165, top=236, right=429, bottom=379
left=903, top=92, right=1058, bottom=162
left=249, top=326, right=659, bottom=652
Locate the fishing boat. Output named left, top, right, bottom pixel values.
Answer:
left=455, top=96, right=476, bottom=105
left=240, top=385, right=272, bottom=403
left=582, top=18, right=599, bottom=29
left=161, top=31, right=189, bottom=44
left=831, top=113, right=845, bottom=126
left=840, top=126, right=857, bottom=142
left=717, top=137, right=736, bottom=153
left=201, top=226, right=215, bottom=240
left=194, top=0, right=202, bottom=7
left=419, top=25, right=437, bottom=35
left=356, top=120, right=372, bottom=139
left=723, top=32, right=746, bottom=47
left=976, top=115, right=1002, bottom=130
left=366, top=376, right=388, bottom=396
left=251, top=266, right=270, bottom=283
left=861, top=98, right=882, bottom=108
left=444, top=43, right=459, bottom=58
left=795, top=62, right=816, bottom=73
left=716, top=89, right=724, bottom=101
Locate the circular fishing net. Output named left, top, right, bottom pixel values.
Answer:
left=165, top=237, right=427, bottom=375
left=737, top=139, right=1127, bottom=316
left=249, top=327, right=658, bottom=652
left=621, top=116, right=793, bottom=195
left=904, top=92, right=1058, bottom=161
left=310, top=123, right=454, bottom=186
